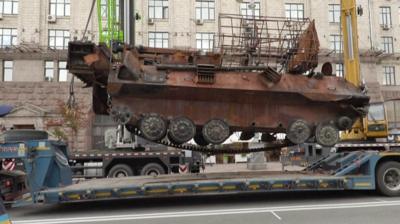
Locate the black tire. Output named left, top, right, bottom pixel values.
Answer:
left=107, top=164, right=134, bottom=178
left=140, top=163, right=166, bottom=176
left=0, top=130, right=48, bottom=142
left=376, top=161, right=400, bottom=197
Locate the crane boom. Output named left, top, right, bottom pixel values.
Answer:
left=97, top=0, right=124, bottom=45
left=341, top=0, right=361, bottom=87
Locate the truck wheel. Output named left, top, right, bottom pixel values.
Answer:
left=0, top=130, right=48, bottom=142
left=376, top=161, right=400, bottom=196
left=140, top=163, right=165, bottom=176
left=107, top=164, right=134, bottom=178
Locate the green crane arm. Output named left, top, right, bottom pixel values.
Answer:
left=97, top=0, right=124, bottom=45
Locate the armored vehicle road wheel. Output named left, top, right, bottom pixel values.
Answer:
left=315, top=123, right=339, bottom=147
left=139, top=114, right=167, bottom=141
left=168, top=116, right=196, bottom=144
left=337, top=116, right=353, bottom=130
left=286, top=119, right=312, bottom=144
left=202, top=119, right=230, bottom=145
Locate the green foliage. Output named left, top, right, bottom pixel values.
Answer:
left=51, top=127, right=68, bottom=141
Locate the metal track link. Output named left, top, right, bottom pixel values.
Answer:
left=132, top=129, right=289, bottom=154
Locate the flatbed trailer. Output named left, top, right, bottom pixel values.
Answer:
left=1, top=138, right=400, bottom=207
left=38, top=172, right=361, bottom=204
left=37, top=150, right=399, bottom=204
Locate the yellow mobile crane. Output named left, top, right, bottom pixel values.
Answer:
left=340, top=0, right=389, bottom=142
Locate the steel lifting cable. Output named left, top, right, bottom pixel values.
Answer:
left=66, top=76, right=76, bottom=109
left=82, top=0, right=97, bottom=41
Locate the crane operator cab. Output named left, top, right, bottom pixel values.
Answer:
left=365, top=103, right=389, bottom=139
left=341, top=102, right=389, bottom=142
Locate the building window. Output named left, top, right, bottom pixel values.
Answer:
left=383, top=66, right=396, bottom=86
left=328, top=4, right=340, bottom=23
left=0, top=28, right=17, bottom=48
left=58, top=61, right=68, bottom=82
left=336, top=63, right=344, bottom=77
left=285, top=3, right=304, bottom=20
left=195, top=0, right=215, bottom=20
left=380, top=6, right=391, bottom=27
left=386, top=100, right=400, bottom=129
left=196, top=33, right=214, bottom=51
left=0, top=0, right=18, bottom=15
left=99, top=0, right=120, bottom=21
left=240, top=0, right=260, bottom=18
left=148, top=0, right=168, bottom=19
left=45, top=61, right=55, bottom=82
left=382, top=37, right=394, bottom=54
left=3, top=60, right=13, bottom=82
left=99, top=0, right=107, bottom=19
left=49, top=0, right=70, bottom=17
left=148, top=32, right=168, bottom=48
left=330, top=34, right=343, bottom=53
left=48, top=30, right=70, bottom=50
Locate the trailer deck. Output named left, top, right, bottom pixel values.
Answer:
left=2, top=138, right=400, bottom=206
left=38, top=170, right=374, bottom=204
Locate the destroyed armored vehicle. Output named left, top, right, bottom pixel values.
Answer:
left=68, top=14, right=369, bottom=148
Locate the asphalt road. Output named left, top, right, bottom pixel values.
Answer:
left=7, top=191, right=400, bottom=224
left=5, top=191, right=400, bottom=224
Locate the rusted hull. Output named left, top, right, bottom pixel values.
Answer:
left=108, top=71, right=366, bottom=131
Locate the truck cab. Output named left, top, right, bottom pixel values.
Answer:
left=341, top=102, right=389, bottom=141
left=365, top=103, right=389, bottom=138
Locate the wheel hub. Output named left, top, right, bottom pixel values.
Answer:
left=315, top=123, right=339, bottom=147
left=168, top=117, right=196, bottom=144
left=202, top=119, right=230, bottom=144
left=383, top=168, right=400, bottom=191
left=139, top=114, right=167, bottom=141
left=287, top=119, right=312, bottom=144
left=116, top=171, right=128, bottom=178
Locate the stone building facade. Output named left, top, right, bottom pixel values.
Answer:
left=0, top=0, right=97, bottom=151
left=0, top=0, right=399, bottom=152
left=0, top=82, right=92, bottom=150
left=134, top=0, right=400, bottom=129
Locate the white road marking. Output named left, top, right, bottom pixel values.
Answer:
left=375, top=198, right=387, bottom=202
left=270, top=211, right=282, bottom=221
left=12, top=200, right=400, bottom=224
